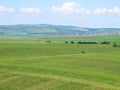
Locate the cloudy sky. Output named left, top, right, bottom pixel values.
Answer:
left=0, top=0, right=120, bottom=28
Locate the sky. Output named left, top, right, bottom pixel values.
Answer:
left=0, top=0, right=120, bottom=28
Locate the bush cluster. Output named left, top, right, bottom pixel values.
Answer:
left=112, top=42, right=120, bottom=48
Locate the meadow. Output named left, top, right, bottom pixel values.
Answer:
left=0, top=36, right=120, bottom=90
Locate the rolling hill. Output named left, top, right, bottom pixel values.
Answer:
left=0, top=24, right=120, bottom=36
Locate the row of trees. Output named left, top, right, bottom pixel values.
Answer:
left=46, top=40, right=120, bottom=48
left=65, top=41, right=120, bottom=48
left=65, top=41, right=110, bottom=45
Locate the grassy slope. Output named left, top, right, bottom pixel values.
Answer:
left=0, top=36, right=120, bottom=90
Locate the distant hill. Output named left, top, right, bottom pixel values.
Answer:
left=0, top=24, right=120, bottom=36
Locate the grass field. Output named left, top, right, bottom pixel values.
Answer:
left=0, top=36, right=120, bottom=90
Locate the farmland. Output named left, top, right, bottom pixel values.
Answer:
left=0, top=36, right=120, bottom=90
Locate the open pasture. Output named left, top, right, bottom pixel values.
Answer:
left=0, top=36, right=120, bottom=90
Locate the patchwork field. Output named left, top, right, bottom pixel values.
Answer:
left=0, top=36, right=120, bottom=90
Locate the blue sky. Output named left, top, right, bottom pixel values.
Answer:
left=0, top=0, right=120, bottom=28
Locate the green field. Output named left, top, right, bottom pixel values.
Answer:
left=0, top=36, right=120, bottom=90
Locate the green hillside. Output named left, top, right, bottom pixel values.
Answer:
left=0, top=24, right=120, bottom=36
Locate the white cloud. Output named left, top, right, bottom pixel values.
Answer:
left=0, top=6, right=15, bottom=13
left=50, top=2, right=91, bottom=14
left=112, top=7, right=120, bottom=14
left=94, top=7, right=120, bottom=15
left=94, top=8, right=108, bottom=14
left=50, top=2, right=120, bottom=15
left=20, top=8, right=42, bottom=13
left=75, top=9, right=91, bottom=14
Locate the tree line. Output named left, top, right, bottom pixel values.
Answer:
left=65, top=41, right=110, bottom=45
left=65, top=41, right=120, bottom=48
left=45, top=40, right=120, bottom=48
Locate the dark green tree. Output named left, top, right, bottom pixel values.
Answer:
left=70, top=41, right=75, bottom=44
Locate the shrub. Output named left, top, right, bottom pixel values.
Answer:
left=46, top=40, right=51, bottom=43
left=119, top=45, right=120, bottom=48
left=81, top=51, right=85, bottom=54
left=112, top=42, right=118, bottom=47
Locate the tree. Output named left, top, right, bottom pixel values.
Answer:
left=77, top=41, right=82, bottom=44
left=101, top=41, right=110, bottom=44
left=70, top=41, right=75, bottom=44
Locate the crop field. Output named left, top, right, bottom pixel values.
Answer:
left=0, top=36, right=120, bottom=90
